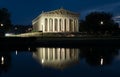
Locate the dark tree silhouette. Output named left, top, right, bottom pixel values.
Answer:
left=80, top=12, right=119, bottom=35
left=0, top=8, right=12, bottom=36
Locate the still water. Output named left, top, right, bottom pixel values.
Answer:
left=0, top=46, right=120, bottom=77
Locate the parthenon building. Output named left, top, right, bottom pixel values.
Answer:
left=32, top=8, right=79, bottom=33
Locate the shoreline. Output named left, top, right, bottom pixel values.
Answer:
left=0, top=37, right=120, bottom=47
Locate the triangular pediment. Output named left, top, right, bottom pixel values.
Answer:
left=43, top=8, right=79, bottom=16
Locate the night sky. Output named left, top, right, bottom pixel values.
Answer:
left=0, top=0, right=120, bottom=25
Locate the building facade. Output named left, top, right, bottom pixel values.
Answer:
left=32, top=8, right=80, bottom=33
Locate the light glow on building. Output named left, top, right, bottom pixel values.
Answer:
left=5, top=33, right=16, bottom=37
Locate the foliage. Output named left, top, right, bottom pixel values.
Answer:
left=0, top=8, right=12, bottom=36
left=80, top=12, right=119, bottom=35
left=10, top=25, right=32, bottom=34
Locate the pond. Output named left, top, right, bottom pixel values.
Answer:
left=0, top=46, right=120, bottom=77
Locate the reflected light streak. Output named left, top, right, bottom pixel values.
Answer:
left=1, top=56, right=4, bottom=65
left=16, top=50, right=18, bottom=55
left=100, top=58, right=103, bottom=65
left=28, top=47, right=31, bottom=51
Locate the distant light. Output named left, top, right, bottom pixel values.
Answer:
left=28, top=28, right=32, bottom=31
left=1, top=24, right=3, bottom=27
left=100, top=58, right=103, bottom=65
left=28, top=47, right=31, bottom=51
left=15, top=27, right=17, bottom=30
left=1, top=56, right=4, bottom=65
left=100, top=21, right=104, bottom=25
left=42, top=59, right=44, bottom=64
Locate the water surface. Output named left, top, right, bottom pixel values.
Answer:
left=0, top=46, right=120, bottom=77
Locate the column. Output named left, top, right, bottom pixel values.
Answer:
left=61, top=19, right=62, bottom=32
left=48, top=18, right=49, bottom=32
left=73, top=19, right=75, bottom=32
left=71, top=19, right=74, bottom=32
left=44, top=18, right=46, bottom=32
left=77, top=20, right=79, bottom=32
left=74, top=20, right=76, bottom=32
left=58, top=18, right=59, bottom=32
left=51, top=18, right=53, bottom=32
left=74, top=20, right=77, bottom=32
left=49, top=18, right=53, bottom=32
left=62, top=18, right=64, bottom=32
left=67, top=19, right=69, bottom=32
left=53, top=18, right=55, bottom=32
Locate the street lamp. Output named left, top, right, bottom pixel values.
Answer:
left=0, top=24, right=3, bottom=27
left=15, top=27, right=18, bottom=30
left=100, top=21, right=104, bottom=25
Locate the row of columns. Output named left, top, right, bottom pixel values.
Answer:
left=36, top=48, right=79, bottom=61
left=43, top=18, right=78, bottom=32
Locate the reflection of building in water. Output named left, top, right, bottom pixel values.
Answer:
left=33, top=47, right=80, bottom=69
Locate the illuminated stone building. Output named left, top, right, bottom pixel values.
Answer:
left=32, top=8, right=79, bottom=33
left=33, top=47, right=79, bottom=69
